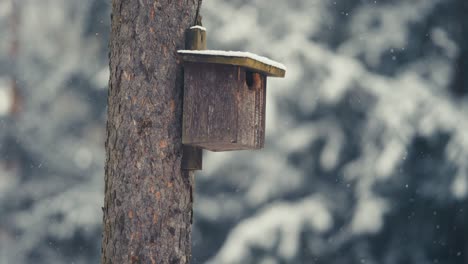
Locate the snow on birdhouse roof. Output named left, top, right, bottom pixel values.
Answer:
left=190, top=25, right=206, bottom=31
left=177, top=50, right=286, bottom=77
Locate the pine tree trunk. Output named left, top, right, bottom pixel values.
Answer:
left=102, top=1, right=198, bottom=263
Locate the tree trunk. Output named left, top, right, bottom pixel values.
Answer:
left=102, top=1, right=198, bottom=263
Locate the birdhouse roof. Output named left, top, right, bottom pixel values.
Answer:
left=177, top=50, right=286, bottom=77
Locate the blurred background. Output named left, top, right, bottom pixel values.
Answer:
left=1, top=0, right=467, bottom=263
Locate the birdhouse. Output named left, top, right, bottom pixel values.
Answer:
left=178, top=50, right=286, bottom=151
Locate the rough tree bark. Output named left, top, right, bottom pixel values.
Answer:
left=102, top=1, right=198, bottom=263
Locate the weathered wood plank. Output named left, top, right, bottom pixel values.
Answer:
left=181, top=26, right=205, bottom=170
left=236, top=70, right=265, bottom=149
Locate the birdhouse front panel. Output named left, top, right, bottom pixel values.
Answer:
left=182, top=62, right=266, bottom=151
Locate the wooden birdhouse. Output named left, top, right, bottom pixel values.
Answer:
left=178, top=49, right=286, bottom=151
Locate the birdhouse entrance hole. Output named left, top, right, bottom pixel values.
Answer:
left=245, top=71, right=262, bottom=91
left=246, top=71, right=254, bottom=88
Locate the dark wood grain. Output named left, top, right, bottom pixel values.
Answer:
left=102, top=0, right=197, bottom=263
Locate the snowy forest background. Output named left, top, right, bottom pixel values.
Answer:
left=1, top=0, right=468, bottom=263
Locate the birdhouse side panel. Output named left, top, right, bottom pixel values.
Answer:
left=237, top=70, right=266, bottom=149
left=182, top=62, right=239, bottom=150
